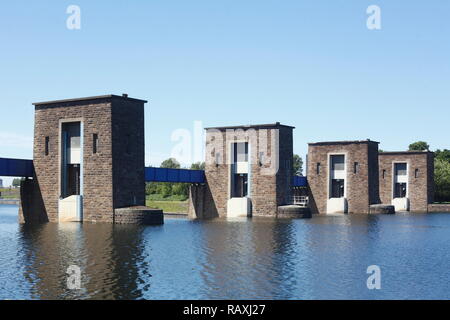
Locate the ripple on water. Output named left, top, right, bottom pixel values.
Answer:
left=1, top=205, right=450, bottom=300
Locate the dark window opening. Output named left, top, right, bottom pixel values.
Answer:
left=382, top=169, right=386, bottom=179
left=331, top=179, right=345, bottom=198
left=394, top=183, right=407, bottom=198
left=45, top=136, right=49, bottom=156
left=232, top=174, right=248, bottom=197
left=415, top=168, right=419, bottom=178
left=316, top=163, right=321, bottom=175
left=93, top=133, right=98, bottom=154
left=354, top=162, right=359, bottom=174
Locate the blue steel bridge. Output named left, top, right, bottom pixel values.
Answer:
left=0, top=157, right=307, bottom=187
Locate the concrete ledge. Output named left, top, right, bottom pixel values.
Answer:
left=428, top=204, right=450, bottom=213
left=0, top=199, right=19, bottom=205
left=114, top=206, right=164, bottom=225
left=277, top=205, right=312, bottom=219
left=369, top=204, right=395, bottom=214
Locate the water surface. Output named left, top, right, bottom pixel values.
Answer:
left=1, top=204, right=449, bottom=299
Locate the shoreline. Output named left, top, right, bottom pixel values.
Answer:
left=0, top=199, right=19, bottom=205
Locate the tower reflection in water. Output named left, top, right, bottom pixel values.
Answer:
left=18, top=222, right=149, bottom=299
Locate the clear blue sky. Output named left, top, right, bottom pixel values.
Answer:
left=1, top=1, right=449, bottom=185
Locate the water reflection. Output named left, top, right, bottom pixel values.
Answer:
left=18, top=222, right=148, bottom=299
left=196, top=218, right=300, bottom=299
left=1, top=204, right=450, bottom=300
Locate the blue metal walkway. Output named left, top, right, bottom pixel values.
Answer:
left=144, top=167, right=205, bottom=183
left=1, top=157, right=307, bottom=186
left=0, top=158, right=33, bottom=177
left=293, top=175, right=307, bottom=187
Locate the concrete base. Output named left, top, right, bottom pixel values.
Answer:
left=327, top=198, right=348, bottom=214
left=392, top=198, right=409, bottom=212
left=114, top=206, right=163, bottom=225
left=277, top=205, right=312, bottom=218
left=369, top=204, right=395, bottom=214
left=59, top=195, right=83, bottom=222
left=227, top=197, right=252, bottom=218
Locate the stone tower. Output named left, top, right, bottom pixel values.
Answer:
left=189, top=122, right=294, bottom=218
left=20, top=94, right=147, bottom=223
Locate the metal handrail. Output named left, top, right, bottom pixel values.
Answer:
left=292, top=195, right=309, bottom=207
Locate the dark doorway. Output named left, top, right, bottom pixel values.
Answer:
left=232, top=174, right=248, bottom=198
left=67, top=164, right=80, bottom=196
left=331, top=179, right=345, bottom=198
left=394, top=182, right=407, bottom=198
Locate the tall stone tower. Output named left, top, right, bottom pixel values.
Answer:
left=20, top=94, right=147, bottom=223
left=307, top=140, right=380, bottom=214
left=189, top=122, right=294, bottom=218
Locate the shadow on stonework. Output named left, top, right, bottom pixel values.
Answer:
left=18, top=173, right=49, bottom=224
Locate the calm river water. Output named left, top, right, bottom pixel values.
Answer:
left=0, top=204, right=449, bottom=300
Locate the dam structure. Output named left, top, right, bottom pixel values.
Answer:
left=188, top=123, right=295, bottom=219
left=0, top=94, right=441, bottom=224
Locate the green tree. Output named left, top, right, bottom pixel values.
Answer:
left=190, top=162, right=205, bottom=170
left=145, top=182, right=158, bottom=195
left=12, top=178, right=21, bottom=188
left=293, top=154, right=303, bottom=176
left=158, top=183, right=172, bottom=198
left=408, top=141, right=429, bottom=151
left=172, top=183, right=188, bottom=197
left=160, top=158, right=181, bottom=169
left=435, top=149, right=450, bottom=163
left=435, top=158, right=450, bottom=202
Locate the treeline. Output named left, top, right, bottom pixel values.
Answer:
left=408, top=141, right=450, bottom=203
left=145, top=158, right=205, bottom=200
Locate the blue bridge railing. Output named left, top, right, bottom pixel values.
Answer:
left=145, top=167, right=206, bottom=183
left=0, top=157, right=307, bottom=187
left=0, top=158, right=33, bottom=177
left=293, top=175, right=307, bottom=187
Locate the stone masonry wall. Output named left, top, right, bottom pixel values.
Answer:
left=204, top=129, right=228, bottom=217
left=33, top=99, right=114, bottom=222
left=378, top=152, right=434, bottom=212
left=368, top=142, right=381, bottom=204
left=188, top=184, right=219, bottom=219
left=204, top=124, right=293, bottom=217
left=276, top=127, right=293, bottom=210
left=111, top=98, right=146, bottom=210
left=307, top=141, right=380, bottom=214
left=18, top=176, right=48, bottom=224
left=249, top=128, right=278, bottom=216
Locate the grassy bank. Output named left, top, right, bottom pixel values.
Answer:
left=145, top=194, right=188, bottom=213
left=0, top=188, right=20, bottom=199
